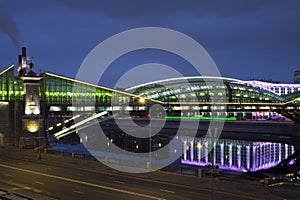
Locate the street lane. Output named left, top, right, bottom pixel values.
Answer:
left=0, top=148, right=298, bottom=200
left=0, top=157, right=248, bottom=200
left=0, top=160, right=232, bottom=200
left=0, top=163, right=161, bottom=200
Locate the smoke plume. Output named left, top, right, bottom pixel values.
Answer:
left=0, top=7, right=20, bottom=49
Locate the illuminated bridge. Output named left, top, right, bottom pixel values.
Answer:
left=0, top=64, right=153, bottom=145
left=45, top=76, right=300, bottom=140
left=126, top=77, right=300, bottom=121
left=0, top=63, right=300, bottom=145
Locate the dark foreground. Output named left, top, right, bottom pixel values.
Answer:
left=0, top=147, right=299, bottom=200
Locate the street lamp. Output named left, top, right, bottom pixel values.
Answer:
left=205, top=128, right=219, bottom=200
left=149, top=104, right=152, bottom=173
left=38, top=115, right=41, bottom=160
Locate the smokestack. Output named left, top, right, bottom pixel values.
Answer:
left=18, top=54, right=22, bottom=76
left=22, top=47, right=26, bottom=57
left=18, top=54, right=22, bottom=65
left=19, top=46, right=27, bottom=76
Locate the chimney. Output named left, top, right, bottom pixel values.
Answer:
left=21, top=47, right=27, bottom=75
left=18, top=54, right=22, bottom=76
left=22, top=47, right=26, bottom=57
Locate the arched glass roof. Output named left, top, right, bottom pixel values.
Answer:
left=126, top=76, right=287, bottom=104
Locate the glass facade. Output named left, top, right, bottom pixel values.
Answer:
left=0, top=66, right=140, bottom=107
left=42, top=73, right=136, bottom=106
left=0, top=66, right=297, bottom=111
left=127, top=77, right=286, bottom=104
left=0, top=65, right=24, bottom=101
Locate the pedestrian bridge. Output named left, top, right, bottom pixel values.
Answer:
left=48, top=77, right=300, bottom=139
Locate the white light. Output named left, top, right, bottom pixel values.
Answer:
left=0, top=102, right=9, bottom=105
left=49, top=106, right=62, bottom=111
left=33, top=108, right=40, bottom=115
left=54, top=111, right=108, bottom=138
left=71, top=115, right=80, bottom=120
left=25, top=109, right=31, bottom=115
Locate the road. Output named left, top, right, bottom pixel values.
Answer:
left=0, top=148, right=299, bottom=200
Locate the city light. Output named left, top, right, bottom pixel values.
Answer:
left=26, top=120, right=39, bottom=133
left=165, top=116, right=237, bottom=121
left=138, top=97, right=146, bottom=104
left=181, top=137, right=295, bottom=172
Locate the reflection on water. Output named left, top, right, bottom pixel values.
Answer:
left=181, top=136, right=295, bottom=172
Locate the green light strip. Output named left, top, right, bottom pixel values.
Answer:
left=165, top=116, right=236, bottom=121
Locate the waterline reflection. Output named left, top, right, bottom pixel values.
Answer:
left=181, top=136, right=295, bottom=172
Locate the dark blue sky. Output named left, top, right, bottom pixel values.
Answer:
left=0, top=0, right=300, bottom=88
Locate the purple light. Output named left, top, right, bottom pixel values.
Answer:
left=273, top=143, right=276, bottom=163
left=259, top=144, right=263, bottom=168
left=183, top=141, right=187, bottom=160
left=252, top=146, right=257, bottom=171
left=279, top=143, right=281, bottom=161
left=237, top=145, right=241, bottom=168
left=181, top=159, right=246, bottom=172
left=213, top=142, right=216, bottom=167
left=197, top=141, right=201, bottom=162
left=229, top=144, right=232, bottom=167
left=190, top=141, right=194, bottom=161
left=205, top=141, right=208, bottom=163
left=181, top=137, right=294, bottom=172
left=288, top=159, right=295, bottom=166
left=234, top=80, right=300, bottom=96
left=246, top=145, right=250, bottom=170
left=220, top=143, right=224, bottom=166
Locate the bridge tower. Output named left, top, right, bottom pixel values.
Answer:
left=18, top=47, right=44, bottom=147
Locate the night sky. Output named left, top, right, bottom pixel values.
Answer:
left=0, top=0, right=300, bottom=88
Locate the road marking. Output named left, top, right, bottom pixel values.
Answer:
left=278, top=136, right=290, bottom=139
left=23, top=186, right=31, bottom=190
left=76, top=173, right=84, bottom=176
left=160, top=189, right=175, bottom=194
left=77, top=167, right=262, bottom=200
left=0, top=163, right=165, bottom=200
left=113, top=180, right=125, bottom=184
left=73, top=190, right=85, bottom=195
left=35, top=181, right=44, bottom=185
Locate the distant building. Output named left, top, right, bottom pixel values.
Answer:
left=294, top=71, right=300, bottom=84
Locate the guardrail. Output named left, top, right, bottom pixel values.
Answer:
left=42, top=148, right=216, bottom=177
left=43, top=148, right=96, bottom=161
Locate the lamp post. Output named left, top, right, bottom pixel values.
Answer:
left=149, top=106, right=152, bottom=173
left=38, top=116, right=41, bottom=160
left=205, top=127, right=219, bottom=200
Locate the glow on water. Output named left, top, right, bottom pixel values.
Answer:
left=181, top=136, right=294, bottom=172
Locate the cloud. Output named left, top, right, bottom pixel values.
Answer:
left=0, top=6, right=20, bottom=49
